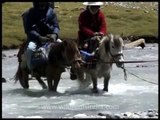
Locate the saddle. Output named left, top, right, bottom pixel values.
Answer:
left=80, top=50, right=98, bottom=69
left=31, top=42, right=52, bottom=67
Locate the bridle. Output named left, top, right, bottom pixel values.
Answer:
left=102, top=34, right=123, bottom=62
left=61, top=45, right=83, bottom=67
left=70, top=58, right=83, bottom=65
left=105, top=38, right=124, bottom=65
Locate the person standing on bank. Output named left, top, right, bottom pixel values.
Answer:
left=17, top=2, right=60, bottom=75
left=70, top=2, right=108, bottom=80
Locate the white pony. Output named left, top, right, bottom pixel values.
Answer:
left=77, top=34, right=124, bottom=93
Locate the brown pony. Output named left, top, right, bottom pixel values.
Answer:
left=14, top=40, right=82, bottom=92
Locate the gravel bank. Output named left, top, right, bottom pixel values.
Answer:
left=105, top=2, right=158, bottom=11
left=62, top=109, right=158, bottom=118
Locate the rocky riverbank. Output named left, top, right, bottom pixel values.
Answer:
left=105, top=2, right=158, bottom=11
left=97, top=109, right=158, bottom=119
left=64, top=109, right=158, bottom=118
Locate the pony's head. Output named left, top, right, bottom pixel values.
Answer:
left=100, top=34, right=124, bottom=67
left=62, top=40, right=82, bottom=70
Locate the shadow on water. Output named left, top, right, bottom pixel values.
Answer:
left=4, top=88, right=64, bottom=97
left=4, top=86, right=114, bottom=98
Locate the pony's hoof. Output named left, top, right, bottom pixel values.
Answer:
left=42, top=85, right=47, bottom=89
left=103, top=88, right=108, bottom=92
left=23, top=86, right=29, bottom=89
left=49, top=88, right=57, bottom=92
left=70, top=73, right=77, bottom=80
left=92, top=88, right=98, bottom=93
left=42, top=84, right=47, bottom=89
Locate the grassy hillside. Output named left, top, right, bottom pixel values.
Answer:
left=2, top=2, right=158, bottom=49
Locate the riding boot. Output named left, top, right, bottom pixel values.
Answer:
left=70, top=67, right=77, bottom=80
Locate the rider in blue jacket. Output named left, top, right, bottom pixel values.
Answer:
left=17, top=2, right=60, bottom=74
left=23, top=2, right=59, bottom=46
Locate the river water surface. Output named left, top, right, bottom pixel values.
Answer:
left=2, top=43, right=158, bottom=118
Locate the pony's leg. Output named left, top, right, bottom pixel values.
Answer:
left=76, top=69, right=84, bottom=82
left=46, top=65, right=54, bottom=91
left=35, top=76, right=47, bottom=89
left=103, top=74, right=110, bottom=92
left=47, top=77, right=53, bottom=91
left=85, top=74, right=92, bottom=86
left=52, top=72, right=62, bottom=92
left=46, top=66, right=61, bottom=91
left=76, top=69, right=86, bottom=89
left=91, top=76, right=98, bottom=93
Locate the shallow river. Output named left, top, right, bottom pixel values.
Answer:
left=2, top=44, right=158, bottom=118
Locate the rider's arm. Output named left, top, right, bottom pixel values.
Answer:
left=22, top=9, right=40, bottom=43
left=46, top=8, right=60, bottom=40
left=98, top=11, right=107, bottom=36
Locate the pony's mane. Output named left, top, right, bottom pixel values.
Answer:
left=112, top=34, right=123, bottom=48
left=50, top=40, right=76, bottom=52
left=100, top=34, right=123, bottom=47
left=100, top=35, right=109, bottom=44
left=48, top=40, right=78, bottom=64
left=64, top=40, right=77, bottom=49
left=98, top=34, right=123, bottom=58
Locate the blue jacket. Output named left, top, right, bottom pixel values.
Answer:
left=22, top=6, right=60, bottom=45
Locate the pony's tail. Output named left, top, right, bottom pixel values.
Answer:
left=14, top=63, right=22, bottom=84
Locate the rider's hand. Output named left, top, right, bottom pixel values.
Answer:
left=93, top=32, right=99, bottom=36
left=39, top=36, right=50, bottom=42
left=47, top=34, right=57, bottom=42
left=94, top=32, right=104, bottom=36
left=83, top=43, right=88, bottom=49
left=98, top=32, right=104, bottom=36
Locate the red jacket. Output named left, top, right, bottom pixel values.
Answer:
left=78, top=8, right=107, bottom=46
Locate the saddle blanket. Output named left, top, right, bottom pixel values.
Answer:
left=31, top=42, right=52, bottom=66
left=80, top=50, right=97, bottom=69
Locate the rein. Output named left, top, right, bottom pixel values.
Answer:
left=121, top=67, right=158, bottom=85
left=99, top=38, right=158, bottom=85
left=108, top=47, right=127, bottom=81
left=70, top=58, right=83, bottom=64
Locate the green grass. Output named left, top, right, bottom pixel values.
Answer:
left=2, top=2, right=158, bottom=48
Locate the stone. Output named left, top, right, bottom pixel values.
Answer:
left=147, top=112, right=154, bottom=117
left=2, top=53, right=6, bottom=58
left=2, top=77, right=6, bottom=83
left=112, top=114, right=121, bottom=119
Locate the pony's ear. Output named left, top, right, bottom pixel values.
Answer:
left=108, top=33, right=113, bottom=40
left=120, top=33, right=124, bottom=37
